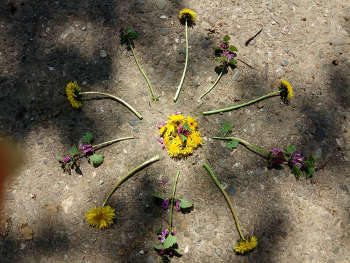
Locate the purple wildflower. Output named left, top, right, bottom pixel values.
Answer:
left=161, top=199, right=170, bottom=210
left=175, top=200, right=181, bottom=211
left=159, top=250, right=165, bottom=255
left=83, top=147, right=93, bottom=156
left=292, top=152, right=305, bottom=168
left=171, top=231, right=176, bottom=235
left=161, top=178, right=167, bottom=185
left=157, top=138, right=166, bottom=149
left=63, top=156, right=71, bottom=163
left=79, top=144, right=90, bottom=150
left=219, top=43, right=228, bottom=49
left=157, top=229, right=169, bottom=244
left=272, top=147, right=281, bottom=156
left=175, top=111, right=182, bottom=115
left=157, top=121, right=167, bottom=129
left=169, top=251, right=174, bottom=256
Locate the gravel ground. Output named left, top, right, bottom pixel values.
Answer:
left=0, top=0, right=350, bottom=262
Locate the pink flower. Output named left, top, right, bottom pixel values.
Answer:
left=175, top=111, right=182, bottom=115
left=175, top=200, right=181, bottom=211
left=63, top=156, right=71, bottom=162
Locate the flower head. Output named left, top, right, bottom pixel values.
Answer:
left=234, top=236, right=258, bottom=254
left=279, top=79, right=293, bottom=102
left=66, top=81, right=83, bottom=109
left=291, top=152, right=305, bottom=168
left=175, top=200, right=181, bottom=211
left=178, top=9, right=197, bottom=26
left=85, top=206, right=116, bottom=229
left=157, top=228, right=169, bottom=244
left=63, top=156, right=71, bottom=163
left=161, top=199, right=170, bottom=210
left=158, top=113, right=202, bottom=158
left=271, top=147, right=281, bottom=157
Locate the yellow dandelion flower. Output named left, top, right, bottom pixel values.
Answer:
left=234, top=236, right=258, bottom=254
left=168, top=143, right=181, bottom=157
left=190, top=131, right=203, bottom=146
left=178, top=8, right=197, bottom=26
left=66, top=81, right=83, bottom=109
left=186, top=116, right=198, bottom=130
left=168, top=114, right=185, bottom=124
left=280, top=79, right=293, bottom=101
left=85, top=206, right=116, bottom=229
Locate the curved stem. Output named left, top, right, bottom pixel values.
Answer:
left=203, top=90, right=281, bottom=115
left=102, top=155, right=160, bottom=207
left=174, top=20, right=189, bottom=102
left=203, top=163, right=245, bottom=240
left=170, top=170, right=180, bottom=231
left=129, top=43, right=159, bottom=101
left=92, top=136, right=134, bottom=150
left=80, top=91, right=143, bottom=120
left=199, top=70, right=224, bottom=100
left=212, top=136, right=270, bottom=157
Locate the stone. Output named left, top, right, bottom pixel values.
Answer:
left=201, top=39, right=213, bottom=49
left=155, top=0, right=166, bottom=10
left=227, top=185, right=236, bottom=196
left=129, top=119, right=140, bottom=127
left=281, top=60, right=289, bottom=66
left=215, top=248, right=223, bottom=256
left=232, top=69, right=240, bottom=81
left=195, top=227, right=201, bottom=233
left=160, top=15, right=167, bottom=19
left=296, top=186, right=304, bottom=197
left=146, top=255, right=157, bottom=263
left=339, top=184, right=349, bottom=192
left=243, top=179, right=249, bottom=187
left=99, top=50, right=107, bottom=58
left=61, top=196, right=74, bottom=214
left=159, top=28, right=169, bottom=36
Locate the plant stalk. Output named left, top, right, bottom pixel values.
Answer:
left=92, top=137, right=134, bottom=150
left=174, top=20, right=189, bottom=102
left=129, top=43, right=158, bottom=101
left=212, top=136, right=270, bottom=157
left=80, top=91, right=143, bottom=120
left=170, top=170, right=180, bottom=231
left=203, top=163, right=245, bottom=240
left=199, top=69, right=224, bottom=100
left=202, top=90, right=280, bottom=115
left=102, top=155, right=160, bottom=207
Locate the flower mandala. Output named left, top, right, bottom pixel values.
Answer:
left=158, top=113, right=202, bottom=158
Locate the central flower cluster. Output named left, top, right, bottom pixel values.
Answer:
left=158, top=113, right=202, bottom=158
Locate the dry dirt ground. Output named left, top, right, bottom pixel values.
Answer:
left=1, top=0, right=350, bottom=262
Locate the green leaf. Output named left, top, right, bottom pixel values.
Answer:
left=174, top=248, right=183, bottom=255
left=179, top=199, right=193, bottom=209
left=221, top=122, right=233, bottom=134
left=229, top=45, right=238, bottom=52
left=69, top=145, right=79, bottom=156
left=229, top=59, right=237, bottom=67
left=156, top=227, right=163, bottom=235
left=89, top=154, right=104, bottom=166
left=292, top=165, right=302, bottom=179
left=286, top=144, right=297, bottom=155
left=305, top=166, right=315, bottom=178
left=312, top=154, right=318, bottom=161
left=154, top=244, right=164, bottom=250
left=161, top=255, right=170, bottom=263
left=180, top=134, right=187, bottom=142
left=81, top=132, right=94, bottom=144
left=182, top=122, right=192, bottom=132
left=163, top=234, right=177, bottom=249
left=223, top=35, right=230, bottom=42
left=56, top=155, right=62, bottom=161
left=226, top=139, right=239, bottom=150
left=152, top=194, right=165, bottom=200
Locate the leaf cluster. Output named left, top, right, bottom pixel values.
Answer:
left=119, top=28, right=139, bottom=48
left=154, top=228, right=182, bottom=262
left=214, top=35, right=238, bottom=71
left=56, top=132, right=105, bottom=174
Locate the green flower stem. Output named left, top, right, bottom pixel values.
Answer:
left=170, top=170, right=180, bottom=231
left=202, top=90, right=281, bottom=115
left=174, top=20, right=189, bottom=103
left=92, top=136, right=134, bottom=150
left=80, top=91, right=143, bottom=120
left=212, top=136, right=270, bottom=157
left=203, top=163, right=245, bottom=240
left=102, top=155, right=160, bottom=207
left=129, top=43, right=159, bottom=102
left=199, top=69, right=224, bottom=100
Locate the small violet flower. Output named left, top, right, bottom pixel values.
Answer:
left=161, top=178, right=167, bottom=185
left=272, top=147, right=281, bottom=156
left=175, top=200, right=181, bottom=211
left=292, top=152, right=305, bottom=168
left=175, top=111, right=182, bottom=115
left=63, top=156, right=71, bottom=163
left=157, top=138, right=165, bottom=149
left=161, top=199, right=170, bottom=210
left=157, top=121, right=167, bottom=129
left=157, top=228, right=169, bottom=244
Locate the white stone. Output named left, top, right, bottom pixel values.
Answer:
left=61, top=196, right=74, bottom=214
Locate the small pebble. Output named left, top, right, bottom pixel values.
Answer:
left=339, top=184, right=349, bottom=192
left=99, top=50, right=107, bottom=58
left=160, top=15, right=167, bottom=19
left=281, top=60, right=289, bottom=66
left=139, top=250, right=145, bottom=255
